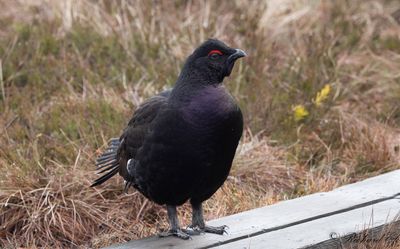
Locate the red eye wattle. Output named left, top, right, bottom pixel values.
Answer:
left=208, top=50, right=223, bottom=56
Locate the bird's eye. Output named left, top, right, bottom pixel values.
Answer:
left=208, top=50, right=223, bottom=59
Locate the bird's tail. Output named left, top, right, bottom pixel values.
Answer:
left=90, top=138, right=120, bottom=187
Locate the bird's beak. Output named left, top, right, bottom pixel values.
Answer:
left=228, top=49, right=247, bottom=64
left=223, top=48, right=247, bottom=80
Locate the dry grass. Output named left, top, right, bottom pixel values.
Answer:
left=0, top=0, right=400, bottom=248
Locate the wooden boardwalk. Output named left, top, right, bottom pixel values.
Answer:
left=105, top=170, right=400, bottom=249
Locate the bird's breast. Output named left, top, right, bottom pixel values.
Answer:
left=181, top=85, right=237, bottom=128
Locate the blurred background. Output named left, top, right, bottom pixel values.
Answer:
left=0, top=0, right=399, bottom=248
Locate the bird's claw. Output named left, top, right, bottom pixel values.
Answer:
left=158, top=229, right=192, bottom=240
left=182, top=225, right=204, bottom=235
left=183, top=224, right=228, bottom=235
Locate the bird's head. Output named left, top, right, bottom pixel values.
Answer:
left=182, top=39, right=246, bottom=84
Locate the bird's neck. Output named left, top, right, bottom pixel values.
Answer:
left=178, top=61, right=221, bottom=85
left=171, top=64, right=222, bottom=103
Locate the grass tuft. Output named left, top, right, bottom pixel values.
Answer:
left=0, top=0, right=400, bottom=248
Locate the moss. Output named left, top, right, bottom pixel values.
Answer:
left=14, top=23, right=31, bottom=42
left=40, top=34, right=59, bottom=55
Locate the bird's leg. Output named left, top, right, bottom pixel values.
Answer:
left=185, top=202, right=228, bottom=235
left=158, top=205, right=191, bottom=240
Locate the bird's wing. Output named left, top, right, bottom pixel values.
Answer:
left=90, top=89, right=171, bottom=187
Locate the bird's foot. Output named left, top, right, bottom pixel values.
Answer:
left=184, top=224, right=228, bottom=235
left=158, top=228, right=191, bottom=240
left=182, top=226, right=203, bottom=236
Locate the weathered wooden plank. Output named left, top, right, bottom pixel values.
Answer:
left=217, top=199, right=400, bottom=249
left=305, top=220, right=400, bottom=249
left=105, top=170, right=400, bottom=249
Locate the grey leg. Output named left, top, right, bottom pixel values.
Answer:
left=185, top=203, right=228, bottom=235
left=158, top=205, right=191, bottom=240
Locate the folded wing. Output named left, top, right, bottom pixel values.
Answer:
left=90, top=90, right=171, bottom=187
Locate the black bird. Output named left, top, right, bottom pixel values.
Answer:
left=91, top=39, right=246, bottom=239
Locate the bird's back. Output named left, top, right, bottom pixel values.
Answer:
left=91, top=90, right=171, bottom=188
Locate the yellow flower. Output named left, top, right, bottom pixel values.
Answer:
left=314, top=84, right=331, bottom=107
left=293, top=105, right=309, bottom=122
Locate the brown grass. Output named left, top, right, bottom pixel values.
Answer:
left=0, top=0, right=400, bottom=248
